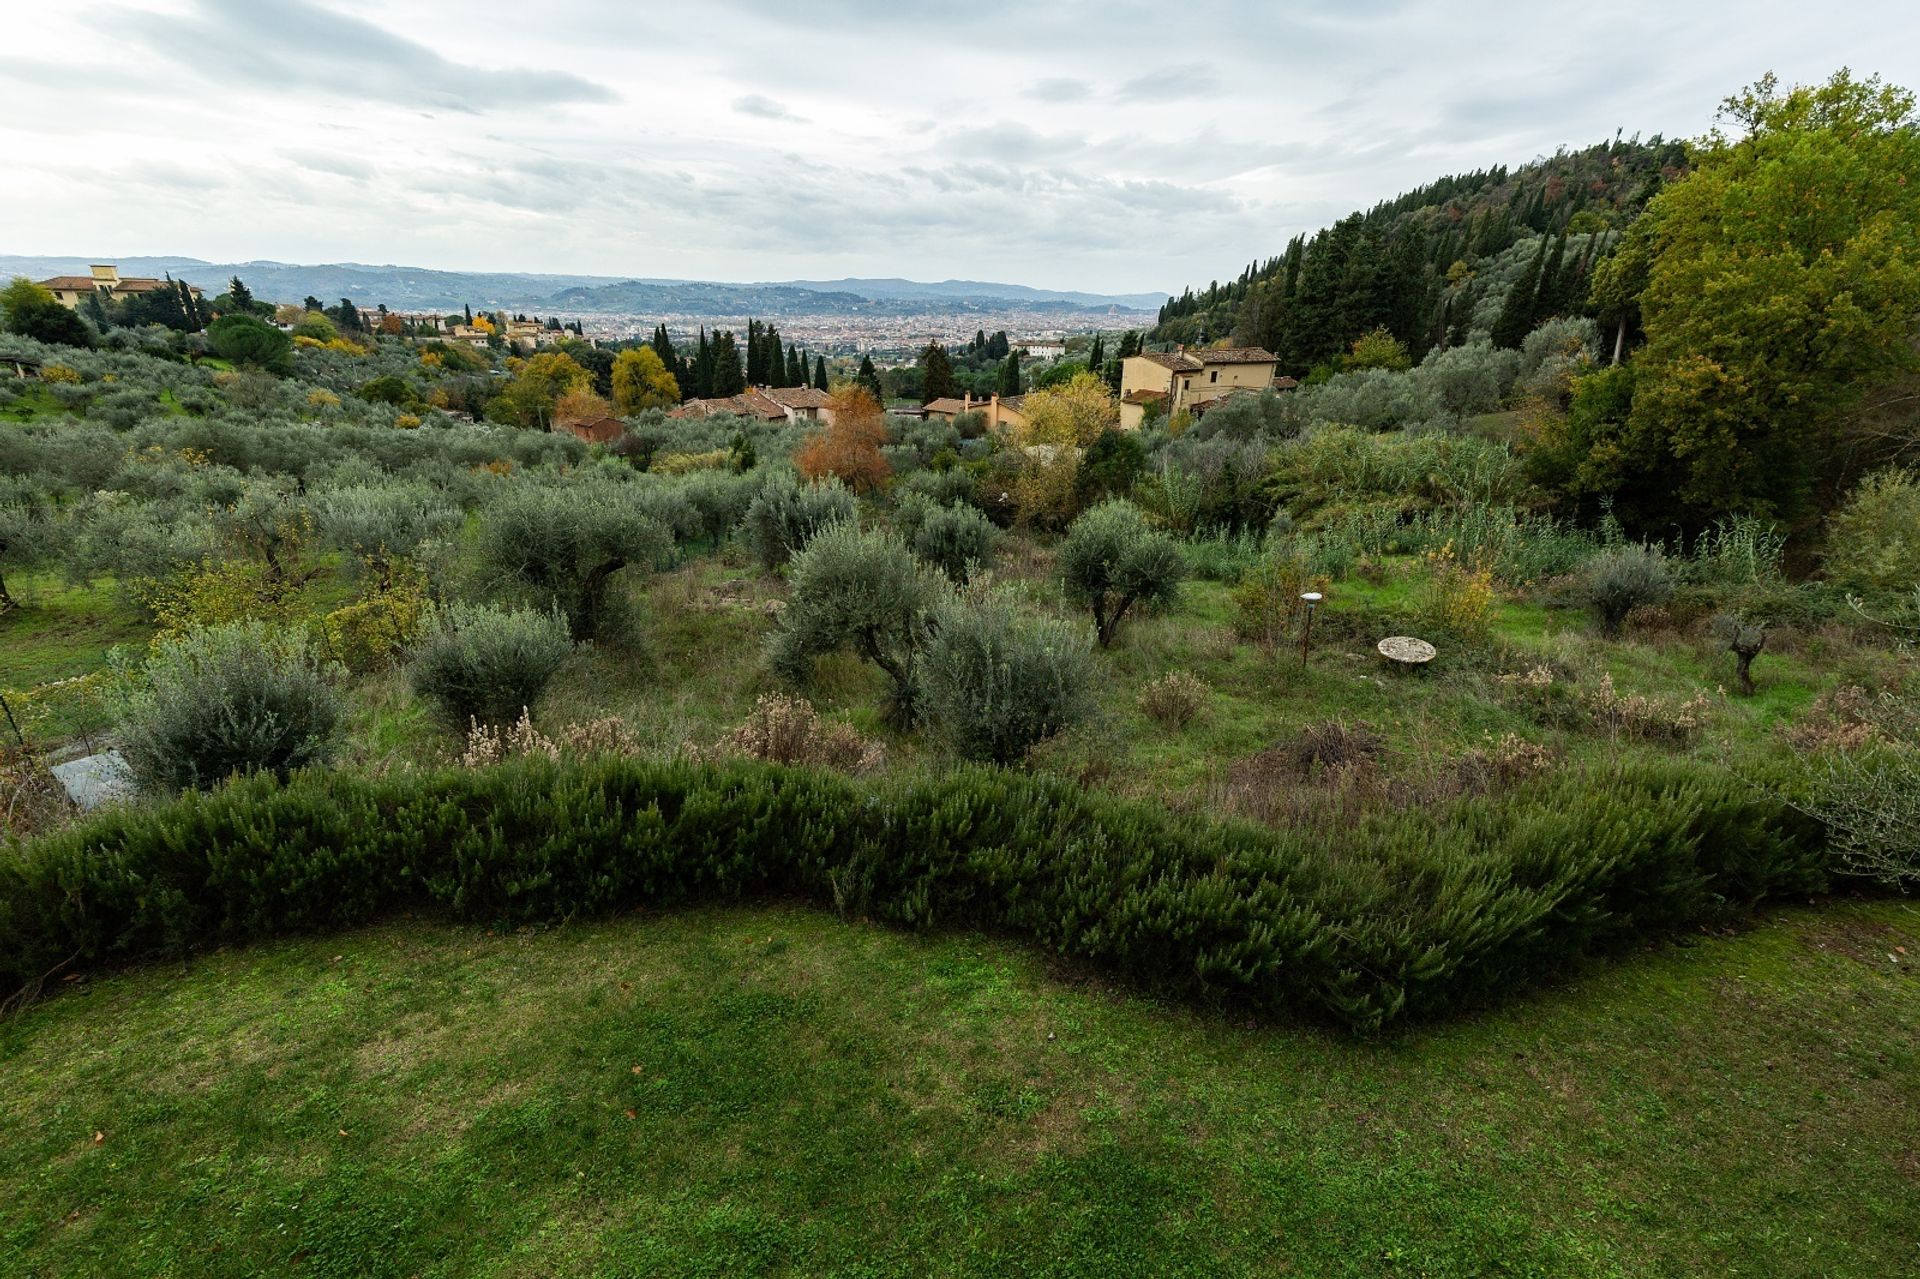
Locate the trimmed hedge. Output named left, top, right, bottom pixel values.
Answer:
left=0, top=756, right=1827, bottom=1029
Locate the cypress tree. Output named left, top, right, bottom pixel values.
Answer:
left=711, top=330, right=745, bottom=396
left=227, top=276, right=254, bottom=313
left=919, top=342, right=956, bottom=403
left=1088, top=334, right=1105, bottom=376
left=1492, top=235, right=1549, bottom=349
left=998, top=350, right=1022, bottom=396
left=786, top=343, right=804, bottom=386
left=856, top=354, right=883, bottom=402
left=177, top=280, right=203, bottom=331
left=693, top=328, right=713, bottom=399
left=814, top=354, right=829, bottom=391
left=1537, top=232, right=1569, bottom=320
left=463, top=303, right=473, bottom=326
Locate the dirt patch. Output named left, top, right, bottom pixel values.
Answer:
left=1794, top=911, right=1919, bottom=969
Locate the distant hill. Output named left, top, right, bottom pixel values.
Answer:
left=1151, top=136, right=1689, bottom=370
left=0, top=256, right=1163, bottom=317
left=773, top=278, right=1170, bottom=311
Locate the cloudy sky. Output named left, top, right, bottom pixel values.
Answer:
left=3, top=0, right=1916, bottom=295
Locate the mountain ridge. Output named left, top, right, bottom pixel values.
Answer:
left=0, top=256, right=1164, bottom=316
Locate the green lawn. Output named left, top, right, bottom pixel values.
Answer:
left=1, top=901, right=1914, bottom=1277
left=0, top=386, right=73, bottom=422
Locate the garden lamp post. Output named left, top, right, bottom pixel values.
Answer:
left=1299, top=592, right=1322, bottom=669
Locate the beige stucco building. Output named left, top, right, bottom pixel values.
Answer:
left=924, top=392, right=1028, bottom=432
left=37, top=264, right=203, bottom=309
left=1117, top=346, right=1293, bottom=430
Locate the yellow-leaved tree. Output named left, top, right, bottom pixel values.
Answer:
left=1009, top=371, right=1119, bottom=527
left=496, top=352, right=591, bottom=429
left=611, top=346, right=681, bottom=414
left=1018, top=371, right=1118, bottom=448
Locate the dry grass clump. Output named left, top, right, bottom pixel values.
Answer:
left=0, top=748, right=75, bottom=841
left=1138, top=671, right=1208, bottom=730
left=1499, top=664, right=1712, bottom=745
left=461, top=712, right=642, bottom=767
left=688, top=693, right=884, bottom=775
left=1782, top=684, right=1882, bottom=753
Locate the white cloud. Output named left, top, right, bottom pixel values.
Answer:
left=1, top=1, right=1916, bottom=294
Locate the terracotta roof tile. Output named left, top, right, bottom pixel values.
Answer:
left=762, top=385, right=832, bottom=409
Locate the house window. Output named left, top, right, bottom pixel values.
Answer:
left=1209, top=370, right=1218, bottom=383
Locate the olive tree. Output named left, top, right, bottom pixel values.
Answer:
left=768, top=521, right=940, bottom=725
left=1058, top=500, right=1185, bottom=647
left=477, top=482, right=672, bottom=641
left=314, top=481, right=460, bottom=582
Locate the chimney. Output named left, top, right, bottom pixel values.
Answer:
left=90, top=264, right=118, bottom=286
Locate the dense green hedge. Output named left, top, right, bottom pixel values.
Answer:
left=0, top=757, right=1828, bottom=1029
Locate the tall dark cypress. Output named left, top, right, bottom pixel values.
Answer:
left=1491, top=235, right=1550, bottom=348
left=710, top=330, right=745, bottom=396
left=856, top=354, right=882, bottom=402
left=785, top=343, right=804, bottom=386
left=1537, top=232, right=1569, bottom=320
left=694, top=328, right=713, bottom=398
left=998, top=350, right=1022, bottom=396
left=919, top=342, right=956, bottom=403
left=814, top=354, right=829, bottom=391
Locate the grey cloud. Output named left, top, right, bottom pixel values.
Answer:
left=941, top=123, right=1087, bottom=164
left=1115, top=62, right=1221, bottom=103
left=115, top=0, right=615, bottom=113
left=733, top=94, right=805, bottom=121
left=279, top=148, right=374, bottom=181
left=1025, top=77, right=1091, bottom=102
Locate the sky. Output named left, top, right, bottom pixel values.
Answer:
left=3, top=0, right=1917, bottom=296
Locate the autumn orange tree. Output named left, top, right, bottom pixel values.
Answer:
left=795, top=387, right=892, bottom=493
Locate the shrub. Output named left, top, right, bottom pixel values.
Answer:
left=1581, top=545, right=1673, bottom=636
left=408, top=602, right=574, bottom=729
left=1824, top=468, right=1920, bottom=597
left=206, top=314, right=293, bottom=374
left=919, top=592, right=1098, bottom=763
left=910, top=501, right=1000, bottom=583
left=322, top=566, right=430, bottom=674
left=769, top=522, right=938, bottom=725
left=1231, top=552, right=1326, bottom=649
left=1058, top=500, right=1186, bottom=647
left=135, top=556, right=303, bottom=639
left=652, top=448, right=731, bottom=476
left=116, top=622, right=344, bottom=793
left=744, top=473, right=856, bottom=571
left=1801, top=690, right=1919, bottom=886
left=0, top=754, right=1825, bottom=1031
left=1413, top=547, right=1496, bottom=641
left=1138, top=671, right=1207, bottom=729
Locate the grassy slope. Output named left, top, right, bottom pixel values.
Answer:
left=2, top=902, right=1915, bottom=1278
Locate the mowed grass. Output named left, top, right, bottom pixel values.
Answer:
left=1, top=901, right=1915, bottom=1277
